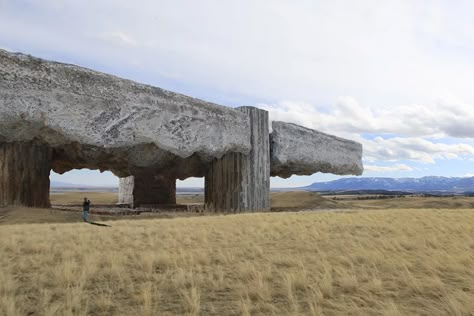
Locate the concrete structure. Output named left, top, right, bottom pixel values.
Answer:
left=205, top=107, right=270, bottom=212
left=118, top=176, right=134, bottom=205
left=270, top=121, right=363, bottom=178
left=118, top=174, right=176, bottom=207
left=0, top=49, right=363, bottom=211
left=0, top=142, right=52, bottom=207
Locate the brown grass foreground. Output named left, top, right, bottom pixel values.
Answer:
left=1, top=209, right=473, bottom=315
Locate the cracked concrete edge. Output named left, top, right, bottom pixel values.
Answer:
left=270, top=121, right=363, bottom=178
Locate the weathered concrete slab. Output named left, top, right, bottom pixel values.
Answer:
left=0, top=49, right=251, bottom=178
left=270, top=121, right=363, bottom=178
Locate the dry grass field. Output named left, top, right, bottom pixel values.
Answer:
left=50, top=192, right=119, bottom=205
left=49, top=191, right=204, bottom=205
left=1, top=206, right=473, bottom=315
left=270, top=191, right=342, bottom=210
left=48, top=190, right=474, bottom=210
left=271, top=191, right=474, bottom=210
left=327, top=195, right=474, bottom=210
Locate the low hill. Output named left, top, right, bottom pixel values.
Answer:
left=270, top=191, right=344, bottom=210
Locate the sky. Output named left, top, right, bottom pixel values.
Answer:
left=1, top=0, right=474, bottom=187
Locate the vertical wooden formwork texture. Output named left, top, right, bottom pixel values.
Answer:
left=0, top=142, right=52, bottom=207
left=205, top=106, right=270, bottom=212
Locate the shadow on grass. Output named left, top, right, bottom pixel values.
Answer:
left=87, top=221, right=111, bottom=227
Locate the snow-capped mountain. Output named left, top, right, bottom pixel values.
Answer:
left=304, top=176, right=474, bottom=192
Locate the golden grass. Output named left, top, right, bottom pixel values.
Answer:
left=0, top=206, right=85, bottom=225
left=334, top=195, right=474, bottom=209
left=0, top=206, right=205, bottom=225
left=270, top=191, right=343, bottom=209
left=49, top=191, right=203, bottom=205
left=49, top=190, right=474, bottom=210
left=50, top=192, right=118, bottom=205
left=1, top=209, right=473, bottom=315
left=272, top=191, right=474, bottom=210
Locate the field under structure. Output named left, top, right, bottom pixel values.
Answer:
left=1, top=208, right=473, bottom=315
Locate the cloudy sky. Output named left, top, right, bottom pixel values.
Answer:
left=2, top=0, right=474, bottom=187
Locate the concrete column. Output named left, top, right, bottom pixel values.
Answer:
left=205, top=106, right=270, bottom=212
left=0, top=142, right=52, bottom=208
left=118, top=173, right=176, bottom=207
left=118, top=176, right=134, bottom=205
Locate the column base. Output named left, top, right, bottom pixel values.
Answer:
left=0, top=142, right=52, bottom=208
left=118, top=173, right=176, bottom=207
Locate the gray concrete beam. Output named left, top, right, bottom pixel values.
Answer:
left=0, top=49, right=251, bottom=178
left=270, top=121, right=363, bottom=178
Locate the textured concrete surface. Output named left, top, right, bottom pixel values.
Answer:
left=270, top=121, right=363, bottom=178
left=119, top=174, right=176, bottom=207
left=0, top=49, right=251, bottom=178
left=205, top=107, right=270, bottom=212
left=0, top=142, right=52, bottom=207
left=118, top=176, right=134, bottom=205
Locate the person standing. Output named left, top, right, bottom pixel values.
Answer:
left=82, top=197, right=91, bottom=222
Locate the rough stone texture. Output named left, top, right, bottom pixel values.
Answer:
left=0, top=49, right=251, bottom=178
left=270, top=121, right=363, bottom=178
left=205, top=107, right=270, bottom=212
left=118, top=176, right=134, bottom=205
left=0, top=142, right=52, bottom=207
left=118, top=174, right=176, bottom=207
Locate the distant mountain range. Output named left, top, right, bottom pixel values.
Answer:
left=50, top=181, right=100, bottom=188
left=52, top=176, right=474, bottom=194
left=304, top=176, right=474, bottom=192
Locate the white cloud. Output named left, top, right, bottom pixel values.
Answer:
left=92, top=31, right=138, bottom=47
left=261, top=97, right=474, bottom=139
left=1, top=0, right=474, bottom=106
left=364, top=164, right=413, bottom=173
left=361, top=136, right=474, bottom=163
left=261, top=98, right=474, bottom=165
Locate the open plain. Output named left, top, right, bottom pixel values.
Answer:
left=1, top=192, right=473, bottom=315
